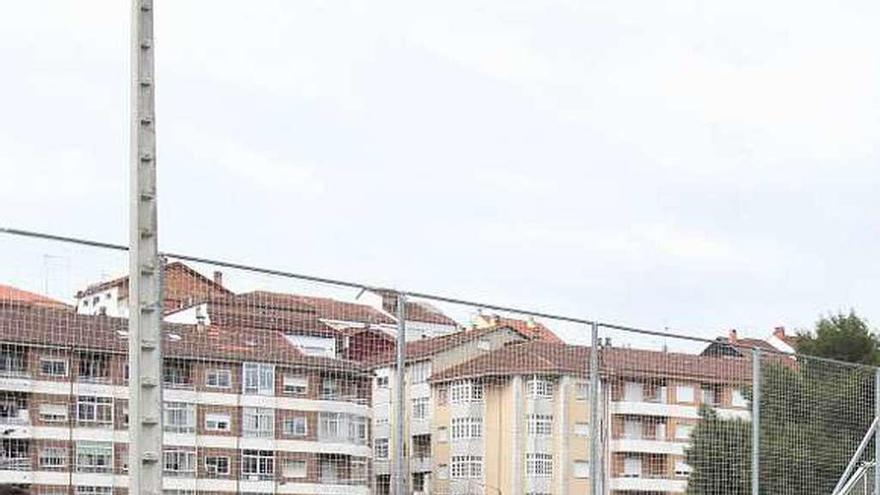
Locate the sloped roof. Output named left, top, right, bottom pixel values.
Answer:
left=0, top=301, right=364, bottom=374
left=365, top=326, right=520, bottom=367
left=431, top=340, right=753, bottom=384
left=0, top=284, right=69, bottom=309
left=476, top=315, right=563, bottom=343
left=75, top=261, right=231, bottom=299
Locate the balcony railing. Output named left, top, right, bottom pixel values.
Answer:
left=0, top=412, right=30, bottom=426
left=0, top=369, right=30, bottom=379
left=0, top=457, right=31, bottom=471
left=319, top=477, right=369, bottom=486
left=410, top=456, right=432, bottom=472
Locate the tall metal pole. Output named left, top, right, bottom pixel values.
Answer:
left=394, top=293, right=408, bottom=495
left=589, top=322, right=601, bottom=494
left=751, top=349, right=761, bottom=495
left=874, top=368, right=880, bottom=495
left=129, top=1, right=163, bottom=494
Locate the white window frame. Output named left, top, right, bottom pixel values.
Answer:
left=40, top=447, right=68, bottom=469
left=242, top=450, right=275, bottom=480
left=205, top=455, right=231, bottom=476
left=450, top=380, right=483, bottom=403
left=163, top=402, right=196, bottom=434
left=40, top=357, right=68, bottom=377
left=450, top=455, right=482, bottom=479
left=282, top=459, right=308, bottom=479
left=374, top=438, right=389, bottom=459
left=75, top=441, right=113, bottom=473
left=76, top=396, right=113, bottom=426
left=164, top=449, right=197, bottom=477
left=283, top=374, right=308, bottom=395
left=451, top=417, right=483, bottom=440
left=243, top=407, right=275, bottom=438
left=283, top=416, right=308, bottom=437
left=408, top=361, right=431, bottom=384
left=528, top=414, right=553, bottom=436
left=243, top=363, right=275, bottom=396
left=527, top=376, right=554, bottom=399
left=412, top=397, right=429, bottom=420
left=526, top=453, right=553, bottom=477
left=206, top=368, right=232, bottom=389
left=205, top=412, right=231, bottom=432
left=39, top=403, right=68, bottom=423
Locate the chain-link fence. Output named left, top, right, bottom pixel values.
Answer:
left=0, top=230, right=877, bottom=495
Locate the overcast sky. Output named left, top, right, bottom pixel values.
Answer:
left=1, top=0, right=879, bottom=343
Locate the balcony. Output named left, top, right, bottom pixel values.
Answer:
left=610, top=475, right=687, bottom=493
left=0, top=457, right=30, bottom=471
left=0, top=410, right=30, bottom=427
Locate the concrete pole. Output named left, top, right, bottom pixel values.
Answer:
left=589, top=322, right=601, bottom=494
left=395, top=294, right=408, bottom=495
left=128, top=1, right=163, bottom=494
left=751, top=349, right=761, bottom=495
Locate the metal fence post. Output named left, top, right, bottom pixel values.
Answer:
left=751, top=348, right=761, bottom=495
left=590, top=321, right=601, bottom=494
left=129, top=0, right=162, bottom=493
left=874, top=368, right=880, bottom=495
left=394, top=293, right=408, bottom=495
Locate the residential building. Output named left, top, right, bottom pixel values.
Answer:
left=75, top=262, right=232, bottom=317
left=368, top=318, right=564, bottom=495
left=0, top=284, right=69, bottom=310
left=429, top=340, right=751, bottom=495
left=0, top=300, right=372, bottom=495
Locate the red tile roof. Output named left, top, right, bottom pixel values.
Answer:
left=431, top=340, right=753, bottom=384
left=0, top=301, right=365, bottom=373
left=281, top=294, right=396, bottom=325
left=366, top=326, right=523, bottom=367
left=476, top=314, right=563, bottom=343
left=76, top=261, right=231, bottom=300
left=369, top=289, right=459, bottom=326
left=0, top=284, right=69, bottom=309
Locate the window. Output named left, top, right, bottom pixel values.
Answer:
left=76, top=396, right=113, bottom=426
left=282, top=460, right=307, bottom=479
left=0, top=345, right=27, bottom=377
left=164, top=450, right=196, bottom=477
left=350, top=415, right=367, bottom=445
left=40, top=447, right=67, bottom=470
left=243, top=407, right=274, bottom=438
left=450, top=380, right=483, bottom=403
left=732, top=389, right=748, bottom=408
left=623, top=457, right=642, bottom=478
left=451, top=417, right=483, bottom=440
left=0, top=395, right=25, bottom=423
left=412, top=397, right=429, bottom=420
left=574, top=422, right=590, bottom=437
left=409, top=362, right=431, bottom=384
left=573, top=460, right=590, bottom=478
left=283, top=416, right=308, bottom=437
left=376, top=375, right=389, bottom=388
left=319, top=412, right=367, bottom=444
left=243, top=363, right=274, bottom=395
left=206, top=368, right=232, bottom=388
left=436, top=426, right=448, bottom=443
left=283, top=374, right=308, bottom=395
left=205, top=455, right=230, bottom=476
left=450, top=455, right=482, bottom=478
left=701, top=385, right=720, bottom=406
left=528, top=414, right=553, bottom=436
left=676, top=385, right=694, bottom=403
left=76, top=442, right=112, bottom=473
left=78, top=353, right=110, bottom=382
left=674, top=460, right=693, bottom=477
left=528, top=377, right=554, bottom=399
left=40, top=358, right=68, bottom=377
left=76, top=488, right=112, bottom=495
left=321, top=377, right=339, bottom=398
left=319, top=412, right=342, bottom=440
left=163, top=360, right=193, bottom=388
left=164, top=402, right=196, bottom=433
left=576, top=381, right=590, bottom=400
left=205, top=413, right=231, bottom=432
left=374, top=438, right=389, bottom=459
left=39, top=403, right=68, bottom=423
left=0, top=439, right=28, bottom=469
left=526, top=453, right=553, bottom=477
left=676, top=424, right=694, bottom=440
left=242, top=450, right=274, bottom=480
left=624, top=381, right=644, bottom=402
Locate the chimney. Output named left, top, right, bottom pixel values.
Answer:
left=773, top=326, right=786, bottom=339
left=213, top=271, right=223, bottom=287
left=728, top=329, right=738, bottom=342
left=604, top=337, right=612, bottom=348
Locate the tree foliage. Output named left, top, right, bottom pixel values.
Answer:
left=686, top=313, right=877, bottom=494
left=796, top=311, right=880, bottom=365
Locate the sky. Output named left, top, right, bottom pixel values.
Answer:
left=1, top=0, right=879, bottom=344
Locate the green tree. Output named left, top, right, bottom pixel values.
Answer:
left=796, top=311, right=880, bottom=365
left=686, top=313, right=877, bottom=494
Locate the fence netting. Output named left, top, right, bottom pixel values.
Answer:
left=0, top=233, right=878, bottom=495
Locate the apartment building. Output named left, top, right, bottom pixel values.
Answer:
left=0, top=300, right=372, bottom=495
left=368, top=317, right=564, bottom=495
left=75, top=262, right=232, bottom=318
left=427, top=340, right=752, bottom=495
